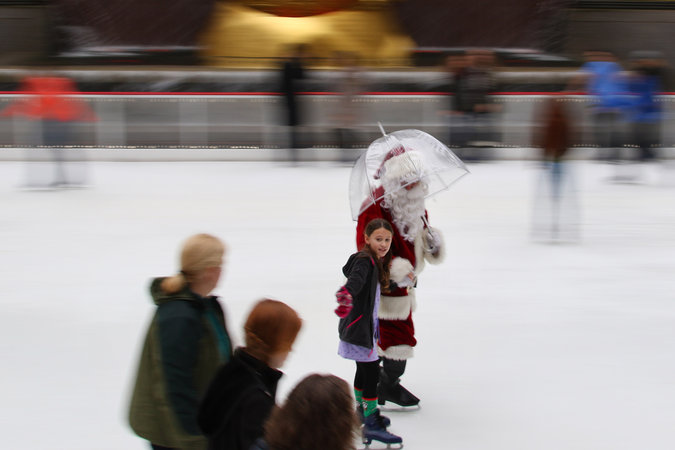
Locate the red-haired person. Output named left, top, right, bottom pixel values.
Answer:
left=198, top=299, right=302, bottom=450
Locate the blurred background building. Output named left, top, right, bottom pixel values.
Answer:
left=0, top=0, right=672, bottom=73
left=1, top=0, right=674, bottom=154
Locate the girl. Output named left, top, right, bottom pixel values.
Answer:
left=335, top=218, right=402, bottom=447
left=198, top=298, right=303, bottom=450
left=129, top=233, right=232, bottom=450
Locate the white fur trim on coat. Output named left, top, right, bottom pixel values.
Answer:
left=378, top=290, right=416, bottom=320
left=422, top=228, right=445, bottom=264
left=378, top=344, right=414, bottom=360
left=389, top=257, right=413, bottom=284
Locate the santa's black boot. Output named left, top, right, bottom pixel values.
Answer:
left=377, top=359, right=420, bottom=407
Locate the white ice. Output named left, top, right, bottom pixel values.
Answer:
left=1, top=159, right=674, bottom=449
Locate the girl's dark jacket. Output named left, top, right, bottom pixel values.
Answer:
left=338, top=251, right=379, bottom=349
left=128, top=278, right=232, bottom=450
left=198, top=348, right=283, bottom=450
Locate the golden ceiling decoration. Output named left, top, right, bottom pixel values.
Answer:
left=243, top=0, right=359, bottom=17
left=199, top=1, right=415, bottom=68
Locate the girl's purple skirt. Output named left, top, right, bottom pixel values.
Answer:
left=338, top=284, right=380, bottom=362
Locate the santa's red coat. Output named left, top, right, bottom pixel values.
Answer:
left=356, top=187, right=428, bottom=359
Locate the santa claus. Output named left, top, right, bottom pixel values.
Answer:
left=356, top=146, right=444, bottom=407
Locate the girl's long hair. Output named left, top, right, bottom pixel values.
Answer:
left=264, top=373, right=359, bottom=450
left=360, top=218, right=393, bottom=287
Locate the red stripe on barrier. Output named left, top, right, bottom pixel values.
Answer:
left=1, top=91, right=675, bottom=96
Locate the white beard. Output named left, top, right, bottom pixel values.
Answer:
left=382, top=182, right=428, bottom=243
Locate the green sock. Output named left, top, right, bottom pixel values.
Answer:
left=354, top=388, right=363, bottom=406
left=362, top=397, right=378, bottom=417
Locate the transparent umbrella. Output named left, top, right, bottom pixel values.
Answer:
left=349, top=125, right=469, bottom=220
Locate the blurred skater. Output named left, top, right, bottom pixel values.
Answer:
left=444, top=52, right=469, bottom=149
left=335, top=218, right=402, bottom=448
left=128, top=233, right=232, bottom=450
left=279, top=44, right=309, bottom=163
left=531, top=96, right=580, bottom=242
left=0, top=74, right=96, bottom=188
left=449, top=49, right=501, bottom=161
left=332, top=51, right=364, bottom=163
left=572, top=51, right=629, bottom=165
left=198, top=299, right=302, bottom=450
left=251, top=373, right=359, bottom=450
left=625, top=51, right=666, bottom=181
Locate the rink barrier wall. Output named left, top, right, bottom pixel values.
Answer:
left=1, top=92, right=673, bottom=161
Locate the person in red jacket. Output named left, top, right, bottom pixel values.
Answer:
left=356, top=146, right=445, bottom=407
left=1, top=75, right=96, bottom=187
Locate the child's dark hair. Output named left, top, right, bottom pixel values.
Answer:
left=361, top=218, right=393, bottom=287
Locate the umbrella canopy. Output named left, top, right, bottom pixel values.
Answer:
left=349, top=128, right=469, bottom=220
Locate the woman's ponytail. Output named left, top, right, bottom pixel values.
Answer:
left=160, top=271, right=188, bottom=294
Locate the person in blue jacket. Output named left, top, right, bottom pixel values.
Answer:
left=627, top=51, right=665, bottom=162
left=575, top=50, right=630, bottom=161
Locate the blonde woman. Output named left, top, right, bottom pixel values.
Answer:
left=129, top=233, right=232, bottom=450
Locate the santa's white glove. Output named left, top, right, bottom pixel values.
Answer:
left=396, top=272, right=416, bottom=288
left=425, top=228, right=442, bottom=254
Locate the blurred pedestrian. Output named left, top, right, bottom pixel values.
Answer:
left=444, top=52, right=469, bottom=149
left=198, top=299, right=302, bottom=450
left=627, top=51, right=665, bottom=164
left=0, top=73, right=96, bottom=187
left=128, top=233, right=232, bottom=450
left=450, top=49, right=500, bottom=161
left=279, top=43, right=309, bottom=163
left=531, top=96, right=580, bottom=242
left=332, top=51, right=364, bottom=162
left=335, top=218, right=402, bottom=447
left=572, top=50, right=629, bottom=163
left=251, top=373, right=359, bottom=450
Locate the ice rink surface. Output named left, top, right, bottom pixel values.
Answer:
left=1, top=159, right=674, bottom=449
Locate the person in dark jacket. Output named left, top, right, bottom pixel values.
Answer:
left=450, top=49, right=500, bottom=160
left=198, top=299, right=302, bottom=450
left=128, top=233, right=232, bottom=450
left=335, top=218, right=402, bottom=447
left=627, top=52, right=665, bottom=163
left=280, top=43, right=308, bottom=162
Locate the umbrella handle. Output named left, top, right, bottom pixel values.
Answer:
left=421, top=215, right=439, bottom=254
left=377, top=122, right=387, bottom=137
left=421, top=215, right=435, bottom=252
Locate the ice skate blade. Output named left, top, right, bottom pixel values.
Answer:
left=378, top=403, right=421, bottom=412
left=360, top=440, right=404, bottom=450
